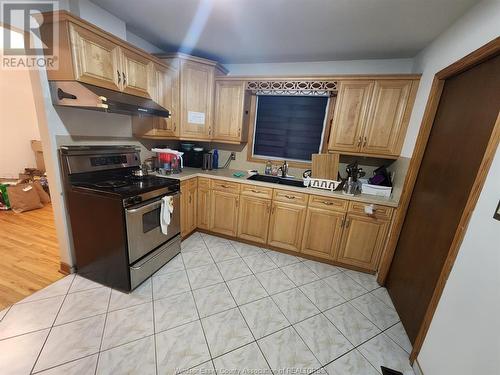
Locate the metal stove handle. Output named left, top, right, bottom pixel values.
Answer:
left=126, top=192, right=180, bottom=214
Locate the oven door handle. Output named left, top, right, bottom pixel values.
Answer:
left=126, top=192, right=180, bottom=214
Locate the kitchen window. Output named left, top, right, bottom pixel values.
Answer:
left=251, top=95, right=330, bottom=163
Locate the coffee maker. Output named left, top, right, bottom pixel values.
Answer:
left=343, top=162, right=364, bottom=196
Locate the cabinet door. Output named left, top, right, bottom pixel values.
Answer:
left=301, top=207, right=345, bottom=260
left=336, top=214, right=390, bottom=271
left=180, top=181, right=197, bottom=237
left=210, top=190, right=239, bottom=237
left=180, top=60, right=214, bottom=140
left=68, top=23, right=121, bottom=91
left=267, top=202, right=306, bottom=252
left=237, top=196, right=271, bottom=244
left=197, top=187, right=210, bottom=230
left=154, top=64, right=180, bottom=137
left=120, top=48, right=152, bottom=98
left=362, top=80, right=412, bottom=156
left=328, top=80, right=373, bottom=152
left=213, top=81, right=247, bottom=142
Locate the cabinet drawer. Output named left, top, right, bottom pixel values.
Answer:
left=273, top=189, right=308, bottom=205
left=348, top=201, right=393, bottom=219
left=210, top=179, right=240, bottom=193
left=240, top=184, right=273, bottom=199
left=308, top=195, right=348, bottom=212
left=198, top=177, right=210, bottom=189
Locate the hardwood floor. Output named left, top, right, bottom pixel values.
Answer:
left=0, top=204, right=63, bottom=309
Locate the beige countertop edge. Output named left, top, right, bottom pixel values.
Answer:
left=155, top=168, right=399, bottom=208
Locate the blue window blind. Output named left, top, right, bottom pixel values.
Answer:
left=253, top=95, right=329, bottom=162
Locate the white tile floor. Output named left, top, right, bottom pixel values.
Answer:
left=0, top=232, right=414, bottom=375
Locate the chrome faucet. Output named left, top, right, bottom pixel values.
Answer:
left=278, top=160, right=288, bottom=178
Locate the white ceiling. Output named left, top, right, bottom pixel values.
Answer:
left=90, top=0, right=479, bottom=63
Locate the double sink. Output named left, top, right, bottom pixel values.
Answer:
left=247, top=174, right=306, bottom=188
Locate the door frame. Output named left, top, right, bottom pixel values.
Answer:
left=376, top=37, right=500, bottom=362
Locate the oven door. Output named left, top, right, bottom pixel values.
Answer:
left=125, top=192, right=180, bottom=264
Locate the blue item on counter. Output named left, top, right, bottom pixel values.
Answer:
left=212, top=149, right=219, bottom=169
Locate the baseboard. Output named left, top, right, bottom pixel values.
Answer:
left=412, top=359, right=424, bottom=375
left=59, top=261, right=73, bottom=275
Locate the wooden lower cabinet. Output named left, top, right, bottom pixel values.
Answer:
left=336, top=213, right=390, bottom=271
left=180, top=180, right=197, bottom=237
left=210, top=190, right=239, bottom=237
left=301, top=207, right=345, bottom=260
left=237, top=196, right=271, bottom=244
left=267, top=201, right=306, bottom=252
left=197, top=184, right=210, bottom=230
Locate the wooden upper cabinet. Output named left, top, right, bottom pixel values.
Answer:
left=301, top=207, right=345, bottom=260
left=68, top=23, right=121, bottom=91
left=328, top=81, right=373, bottom=153
left=336, top=213, right=390, bottom=271
left=362, top=80, right=413, bottom=156
left=120, top=48, right=151, bottom=98
left=179, top=60, right=215, bottom=140
left=155, top=64, right=180, bottom=137
left=213, top=80, right=250, bottom=143
left=237, top=196, right=271, bottom=244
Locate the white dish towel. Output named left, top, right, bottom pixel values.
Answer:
left=160, top=195, right=174, bottom=234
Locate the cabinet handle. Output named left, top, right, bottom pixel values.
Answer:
left=345, top=218, right=351, bottom=228
left=188, top=195, right=191, bottom=204
left=363, top=136, right=367, bottom=147
left=122, top=72, right=126, bottom=85
left=284, top=195, right=295, bottom=200
left=340, top=217, right=345, bottom=227
left=236, top=198, right=239, bottom=208
left=221, top=184, right=230, bottom=188
left=322, top=201, right=333, bottom=206
left=357, top=136, right=362, bottom=147
left=272, top=205, right=276, bottom=214
left=266, top=204, right=271, bottom=213
left=117, top=70, right=121, bottom=84
left=238, top=128, right=241, bottom=137
left=251, top=189, right=261, bottom=194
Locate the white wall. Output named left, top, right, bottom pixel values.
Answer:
left=126, top=30, right=164, bottom=54
left=224, top=58, right=414, bottom=76
left=0, top=59, right=40, bottom=178
left=77, top=0, right=126, bottom=39
left=404, top=1, right=500, bottom=374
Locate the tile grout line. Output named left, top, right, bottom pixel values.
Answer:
left=207, top=235, right=274, bottom=374
left=151, top=278, right=159, bottom=375
left=180, top=237, right=217, bottom=373
left=29, top=274, right=77, bottom=375
left=93, top=284, right=113, bottom=375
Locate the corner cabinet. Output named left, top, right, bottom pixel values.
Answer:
left=328, top=79, right=418, bottom=158
left=212, top=80, right=251, bottom=143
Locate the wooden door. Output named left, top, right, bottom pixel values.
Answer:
left=386, top=55, right=500, bottom=343
left=301, top=207, right=345, bottom=260
left=267, top=202, right=306, bottom=252
left=362, top=80, right=412, bottom=156
left=337, top=213, right=389, bottom=271
left=181, top=180, right=197, bottom=237
left=68, top=23, right=121, bottom=91
left=120, top=48, right=151, bottom=98
left=237, top=196, right=271, bottom=244
left=328, top=80, right=373, bottom=152
left=213, top=81, right=247, bottom=142
left=154, top=64, right=180, bottom=137
left=180, top=60, right=214, bottom=140
left=210, top=190, right=239, bottom=237
left=197, top=183, right=210, bottom=230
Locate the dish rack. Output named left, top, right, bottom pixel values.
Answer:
left=303, top=177, right=341, bottom=191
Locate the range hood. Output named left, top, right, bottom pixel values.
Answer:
left=49, top=81, right=170, bottom=118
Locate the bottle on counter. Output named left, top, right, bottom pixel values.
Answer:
left=212, top=149, right=219, bottom=169
left=265, top=160, right=272, bottom=175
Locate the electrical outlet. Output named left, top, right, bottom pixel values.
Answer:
left=230, top=152, right=236, bottom=160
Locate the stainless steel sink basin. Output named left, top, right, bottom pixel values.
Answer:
left=247, top=174, right=306, bottom=188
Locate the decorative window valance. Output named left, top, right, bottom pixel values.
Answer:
left=246, top=80, right=338, bottom=96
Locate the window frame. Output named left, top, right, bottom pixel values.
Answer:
left=246, top=94, right=334, bottom=168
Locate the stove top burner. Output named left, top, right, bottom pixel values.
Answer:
left=94, top=180, right=129, bottom=188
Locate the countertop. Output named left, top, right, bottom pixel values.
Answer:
left=155, top=168, right=400, bottom=208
